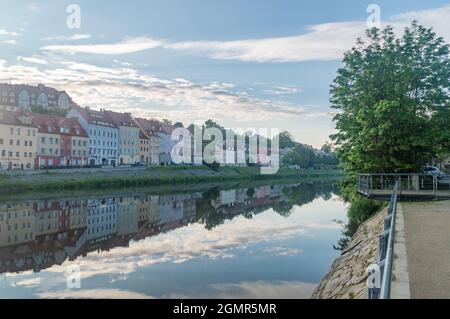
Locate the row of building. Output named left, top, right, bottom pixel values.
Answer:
left=0, top=83, right=186, bottom=169
left=0, top=105, right=184, bottom=170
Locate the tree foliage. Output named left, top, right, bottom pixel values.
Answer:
left=331, top=22, right=450, bottom=174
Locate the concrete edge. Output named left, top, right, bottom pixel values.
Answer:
left=390, top=203, right=411, bottom=299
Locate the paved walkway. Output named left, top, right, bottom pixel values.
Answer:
left=401, top=201, right=450, bottom=299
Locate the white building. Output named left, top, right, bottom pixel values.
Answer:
left=67, top=106, right=119, bottom=166
left=104, top=110, right=140, bottom=165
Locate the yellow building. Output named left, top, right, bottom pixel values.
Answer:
left=0, top=109, right=38, bottom=170
left=139, top=130, right=150, bottom=165
left=0, top=202, right=35, bottom=248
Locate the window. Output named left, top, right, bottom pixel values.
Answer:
left=58, top=93, right=69, bottom=108
left=37, top=93, right=49, bottom=108
left=42, top=137, right=46, bottom=143
left=16, top=152, right=19, bottom=157
left=17, top=128, right=20, bottom=135
left=10, top=128, right=13, bottom=135
left=1, top=150, right=5, bottom=156
left=16, top=140, right=20, bottom=146
left=29, top=141, right=32, bottom=147
left=24, top=141, right=28, bottom=147
left=0, top=139, right=3, bottom=145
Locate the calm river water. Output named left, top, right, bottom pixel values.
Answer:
left=0, top=182, right=347, bottom=298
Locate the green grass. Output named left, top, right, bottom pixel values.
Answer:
left=0, top=167, right=344, bottom=194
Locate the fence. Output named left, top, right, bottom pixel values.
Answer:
left=368, top=181, right=399, bottom=299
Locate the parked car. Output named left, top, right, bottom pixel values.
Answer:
left=422, top=166, right=450, bottom=186
left=422, top=166, right=446, bottom=178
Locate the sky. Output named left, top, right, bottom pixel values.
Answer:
left=1, top=0, right=450, bottom=147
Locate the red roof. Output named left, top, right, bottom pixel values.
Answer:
left=0, top=109, right=37, bottom=128
left=29, top=112, right=88, bottom=137
left=104, top=110, right=138, bottom=128
left=70, top=105, right=117, bottom=128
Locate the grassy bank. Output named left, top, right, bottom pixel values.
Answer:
left=0, top=174, right=341, bottom=202
left=0, top=166, right=343, bottom=194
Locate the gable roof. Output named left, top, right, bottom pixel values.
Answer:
left=0, top=83, right=77, bottom=108
left=28, top=112, right=88, bottom=137
left=0, top=109, right=37, bottom=128
left=104, top=110, right=138, bottom=128
left=71, top=105, right=117, bottom=128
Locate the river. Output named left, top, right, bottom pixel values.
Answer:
left=0, top=181, right=347, bottom=298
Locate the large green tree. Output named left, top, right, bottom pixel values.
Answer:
left=331, top=22, right=450, bottom=174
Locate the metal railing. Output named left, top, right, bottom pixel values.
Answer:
left=357, top=173, right=449, bottom=199
left=368, top=181, right=399, bottom=299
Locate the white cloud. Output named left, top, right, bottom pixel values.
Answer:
left=42, top=34, right=92, bottom=41
left=27, top=3, right=40, bottom=13
left=391, top=4, right=450, bottom=42
left=166, top=281, right=317, bottom=299
left=264, top=86, right=303, bottom=96
left=41, top=37, right=164, bottom=55
left=0, top=29, right=20, bottom=36
left=167, top=21, right=366, bottom=63
left=3, top=40, right=17, bottom=45
left=38, top=289, right=155, bottom=299
left=0, top=60, right=312, bottom=123
left=17, top=56, right=48, bottom=65
left=36, top=4, right=450, bottom=63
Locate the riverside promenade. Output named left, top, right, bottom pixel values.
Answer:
left=401, top=201, right=450, bottom=299
left=357, top=174, right=450, bottom=299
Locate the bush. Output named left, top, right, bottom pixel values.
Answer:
left=347, top=196, right=383, bottom=225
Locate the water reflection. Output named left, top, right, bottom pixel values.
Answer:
left=0, top=182, right=344, bottom=298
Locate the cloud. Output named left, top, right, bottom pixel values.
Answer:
left=166, top=21, right=366, bottom=63
left=3, top=40, right=17, bottom=45
left=42, top=34, right=92, bottom=41
left=15, top=277, right=41, bottom=287
left=36, top=4, right=450, bottom=63
left=261, top=246, right=303, bottom=256
left=0, top=60, right=313, bottom=123
left=166, top=281, right=317, bottom=299
left=263, top=86, right=303, bottom=96
left=27, top=3, right=40, bottom=13
left=17, top=56, right=48, bottom=65
left=38, top=289, right=155, bottom=299
left=0, top=29, right=20, bottom=36
left=41, top=37, right=164, bottom=55
left=391, top=4, right=450, bottom=42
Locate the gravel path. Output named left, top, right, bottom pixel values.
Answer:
left=402, top=201, right=450, bottom=299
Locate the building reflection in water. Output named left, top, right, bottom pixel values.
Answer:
left=0, top=182, right=336, bottom=275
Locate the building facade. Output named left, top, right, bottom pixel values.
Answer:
left=0, top=109, right=37, bottom=170
left=139, top=130, right=150, bottom=165
left=67, top=106, right=119, bottom=167
left=135, top=118, right=170, bottom=166
left=0, top=83, right=75, bottom=112
left=105, top=111, right=139, bottom=165
left=30, top=113, right=89, bottom=168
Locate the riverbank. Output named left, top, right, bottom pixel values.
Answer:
left=311, top=207, right=386, bottom=299
left=0, top=166, right=343, bottom=194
